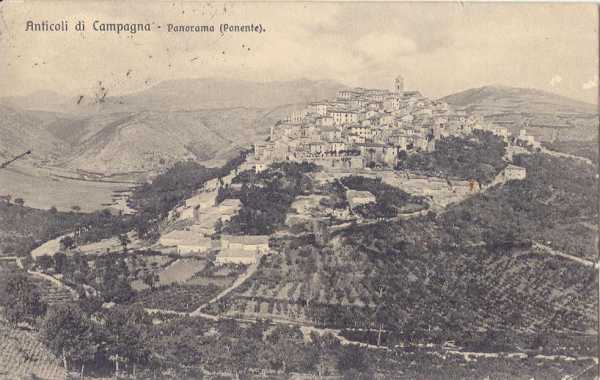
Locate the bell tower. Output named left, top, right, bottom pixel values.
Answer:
left=395, top=75, right=404, bottom=94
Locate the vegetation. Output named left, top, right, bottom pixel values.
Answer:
left=442, top=153, right=598, bottom=257
left=131, top=283, right=221, bottom=312
left=0, top=272, right=47, bottom=326
left=0, top=201, right=122, bottom=257
left=0, top=321, right=66, bottom=379
left=396, top=130, right=507, bottom=184
left=34, top=250, right=134, bottom=304
left=542, top=139, right=599, bottom=165
left=222, top=162, right=318, bottom=235
left=341, top=175, right=427, bottom=218
left=42, top=302, right=152, bottom=378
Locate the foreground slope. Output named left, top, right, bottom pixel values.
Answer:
left=0, top=322, right=66, bottom=380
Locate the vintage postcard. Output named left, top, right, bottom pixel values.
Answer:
left=0, top=1, right=598, bottom=379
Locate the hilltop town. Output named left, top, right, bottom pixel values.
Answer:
left=252, top=76, right=540, bottom=172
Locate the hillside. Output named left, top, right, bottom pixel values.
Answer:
left=48, top=105, right=294, bottom=175
left=441, top=85, right=598, bottom=141
left=0, top=78, right=344, bottom=176
left=0, top=90, right=76, bottom=114
left=0, top=105, right=67, bottom=162
left=0, top=321, right=66, bottom=380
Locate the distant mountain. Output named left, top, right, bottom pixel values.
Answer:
left=441, top=85, right=598, bottom=141
left=110, top=78, right=345, bottom=111
left=0, top=78, right=345, bottom=175
left=0, top=90, right=77, bottom=114
left=1, top=78, right=346, bottom=114
left=0, top=104, right=67, bottom=162
left=48, top=105, right=297, bottom=175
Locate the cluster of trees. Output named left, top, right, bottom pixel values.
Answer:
left=0, top=276, right=376, bottom=380
left=341, top=175, right=426, bottom=218
left=223, top=162, right=317, bottom=235
left=335, top=187, right=596, bottom=354
left=395, top=130, right=507, bottom=184
left=146, top=316, right=375, bottom=379
left=443, top=152, right=598, bottom=253
left=0, top=201, right=122, bottom=257
left=43, top=302, right=152, bottom=378
left=35, top=251, right=134, bottom=304
left=0, top=272, right=47, bottom=326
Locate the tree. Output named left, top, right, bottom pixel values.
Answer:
left=36, top=255, right=54, bottom=272
left=104, top=306, right=151, bottom=378
left=142, top=271, right=159, bottom=290
left=60, top=236, right=76, bottom=251
left=54, top=252, right=68, bottom=274
left=265, top=325, right=306, bottom=373
left=336, top=346, right=370, bottom=376
left=118, top=234, right=131, bottom=254
left=42, top=303, right=98, bottom=377
left=310, top=332, right=340, bottom=377
left=1, top=272, right=46, bottom=326
left=213, top=218, right=224, bottom=239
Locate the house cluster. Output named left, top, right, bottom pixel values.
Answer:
left=253, top=76, right=489, bottom=171
left=159, top=174, right=270, bottom=265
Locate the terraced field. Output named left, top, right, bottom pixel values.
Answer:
left=32, top=279, right=74, bottom=306
left=213, top=236, right=377, bottom=323
left=0, top=323, right=66, bottom=380
left=214, top=228, right=597, bottom=354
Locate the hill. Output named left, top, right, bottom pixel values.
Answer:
left=1, top=78, right=345, bottom=114
left=0, top=90, right=76, bottom=114
left=1, top=78, right=344, bottom=176
left=441, top=85, right=598, bottom=141
left=0, top=104, right=67, bottom=162
left=47, top=105, right=294, bottom=175
left=111, top=78, right=345, bottom=111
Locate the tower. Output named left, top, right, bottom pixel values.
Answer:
left=395, top=75, right=404, bottom=94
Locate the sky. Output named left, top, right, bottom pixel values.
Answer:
left=0, top=2, right=597, bottom=103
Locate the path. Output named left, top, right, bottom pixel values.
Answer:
left=27, top=269, right=79, bottom=299
left=31, top=234, right=71, bottom=258
left=190, top=259, right=260, bottom=315
left=540, top=147, right=594, bottom=167
left=532, top=241, right=596, bottom=269
left=145, top=305, right=598, bottom=365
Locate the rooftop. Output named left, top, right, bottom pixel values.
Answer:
left=221, top=235, right=270, bottom=245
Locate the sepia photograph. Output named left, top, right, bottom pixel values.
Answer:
left=0, top=1, right=598, bottom=379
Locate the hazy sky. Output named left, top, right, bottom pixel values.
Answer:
left=0, top=2, right=597, bottom=103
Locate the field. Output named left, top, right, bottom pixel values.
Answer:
left=132, top=283, right=222, bottom=312
left=131, top=262, right=244, bottom=311
left=211, top=235, right=377, bottom=324
left=153, top=258, right=208, bottom=286
left=0, top=322, right=66, bottom=380
left=0, top=162, right=135, bottom=212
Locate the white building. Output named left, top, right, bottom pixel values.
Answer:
left=501, top=164, right=527, bottom=181
left=216, top=235, right=270, bottom=265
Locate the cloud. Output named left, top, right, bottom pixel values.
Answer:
left=549, top=75, right=562, bottom=87
left=354, top=33, right=418, bottom=61
left=582, top=75, right=598, bottom=90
